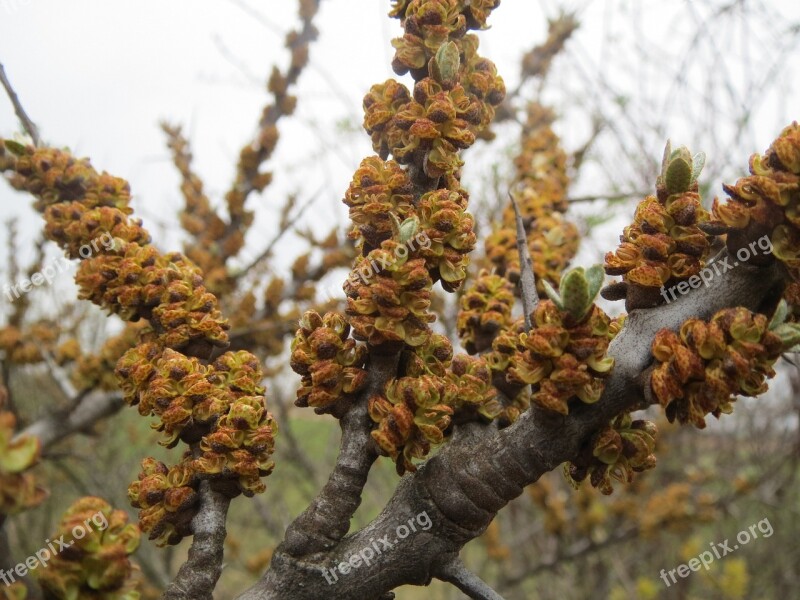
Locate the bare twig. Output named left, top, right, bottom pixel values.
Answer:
left=0, top=63, right=40, bottom=146
left=435, top=555, right=506, bottom=600
left=509, top=192, right=538, bottom=331
left=238, top=187, right=322, bottom=277
left=39, top=349, right=81, bottom=402
left=568, top=190, right=648, bottom=204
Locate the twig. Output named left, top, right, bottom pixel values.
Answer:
left=238, top=187, right=322, bottom=277
left=39, top=349, right=81, bottom=403
left=568, top=190, right=648, bottom=204
left=0, top=63, right=40, bottom=146
left=435, top=555, right=506, bottom=600
left=509, top=192, right=538, bottom=331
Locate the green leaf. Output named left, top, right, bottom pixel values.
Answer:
left=773, top=322, right=800, bottom=350
left=432, top=41, right=460, bottom=87
left=3, top=139, right=26, bottom=156
left=398, top=216, right=419, bottom=244
left=660, top=140, right=672, bottom=175
left=560, top=268, right=590, bottom=320
left=665, top=156, right=692, bottom=195
left=584, top=264, right=605, bottom=303
left=541, top=279, right=564, bottom=311
left=0, top=435, right=40, bottom=473
left=691, top=151, right=706, bottom=183
left=769, top=299, right=789, bottom=330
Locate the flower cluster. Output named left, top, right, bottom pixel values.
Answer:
left=289, top=311, right=368, bottom=412
left=565, top=413, right=658, bottom=495
left=343, top=156, right=415, bottom=251
left=457, top=270, right=515, bottom=354
left=367, top=333, right=500, bottom=472
left=7, top=145, right=230, bottom=354
left=365, top=1, right=505, bottom=178
left=639, top=483, right=717, bottom=537
left=36, top=497, right=140, bottom=600
left=503, top=267, right=615, bottom=415
left=0, top=321, right=57, bottom=365
left=7, top=143, right=278, bottom=543
left=344, top=251, right=435, bottom=348
left=117, top=348, right=261, bottom=446
left=162, top=124, right=232, bottom=296
left=484, top=104, right=578, bottom=293
left=342, top=1, right=506, bottom=357
left=416, top=188, right=477, bottom=289
left=370, top=374, right=454, bottom=475
left=368, top=334, right=450, bottom=473
left=0, top=390, right=46, bottom=514
left=603, top=143, right=712, bottom=310
left=446, top=353, right=501, bottom=421
left=483, top=319, right=532, bottom=424
left=195, top=392, right=277, bottom=497
left=127, top=457, right=198, bottom=547
left=650, top=305, right=799, bottom=428
left=220, top=1, right=320, bottom=282
left=702, top=122, right=800, bottom=275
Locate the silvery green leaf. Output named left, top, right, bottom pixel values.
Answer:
left=584, top=264, right=605, bottom=303
left=691, top=151, right=706, bottom=183
left=542, top=279, right=564, bottom=311
left=769, top=299, right=789, bottom=330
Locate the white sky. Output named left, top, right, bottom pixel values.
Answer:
left=1, top=0, right=798, bottom=317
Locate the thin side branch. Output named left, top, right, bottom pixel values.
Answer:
left=0, top=63, right=40, bottom=146
left=239, top=187, right=322, bottom=277
left=509, top=191, right=538, bottom=330
left=435, top=555, right=506, bottom=600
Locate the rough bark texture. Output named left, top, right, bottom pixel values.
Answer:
left=161, top=481, right=231, bottom=600
left=234, top=254, right=784, bottom=599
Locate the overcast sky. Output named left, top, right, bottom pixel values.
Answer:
left=1, top=0, right=798, bottom=318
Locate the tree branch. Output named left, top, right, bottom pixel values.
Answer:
left=235, top=253, right=784, bottom=599
left=161, top=480, right=231, bottom=600
left=435, top=555, right=506, bottom=600
left=280, top=351, right=401, bottom=556
left=0, top=63, right=40, bottom=146
left=509, top=192, right=538, bottom=330
left=19, top=391, right=123, bottom=451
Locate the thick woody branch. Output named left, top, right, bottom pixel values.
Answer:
left=236, top=254, right=783, bottom=599
left=161, top=481, right=231, bottom=600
